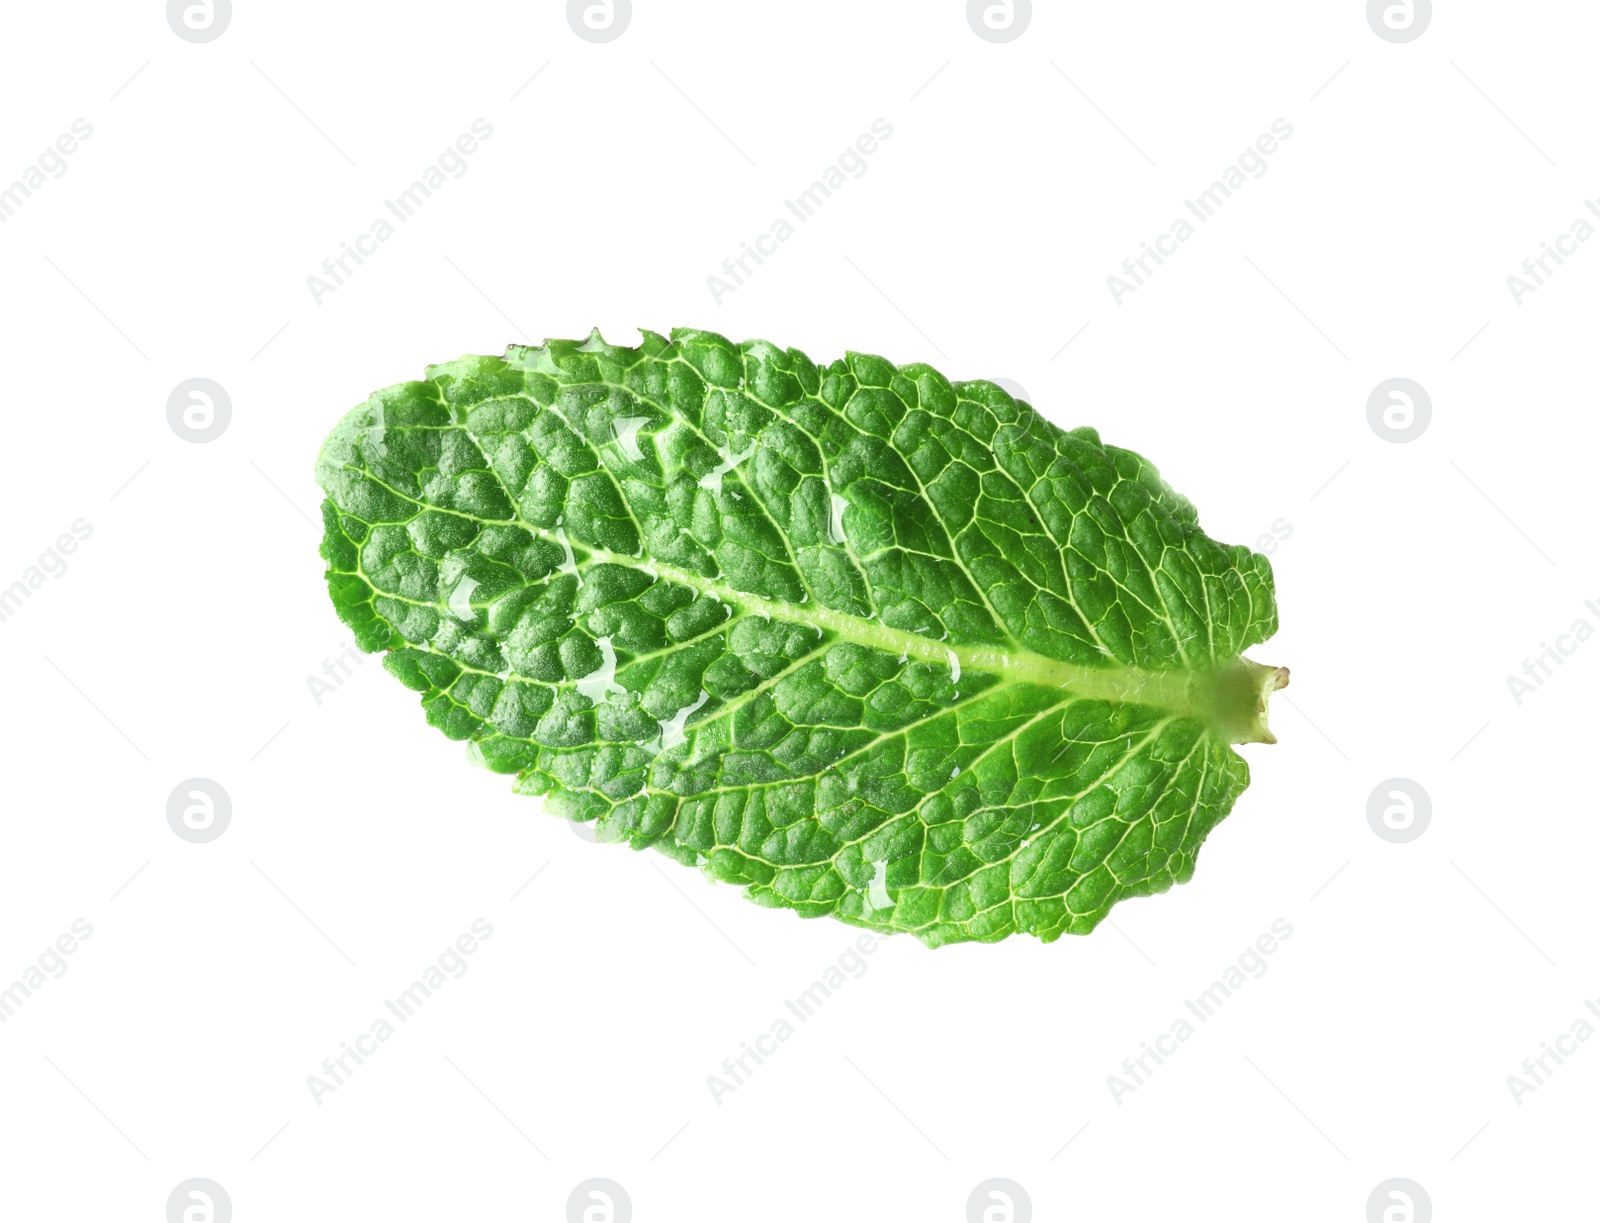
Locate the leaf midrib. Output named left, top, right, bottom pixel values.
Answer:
left=339, top=453, right=1225, bottom=732
left=342, top=367, right=1234, bottom=713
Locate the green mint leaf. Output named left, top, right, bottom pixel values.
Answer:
left=316, top=328, right=1284, bottom=946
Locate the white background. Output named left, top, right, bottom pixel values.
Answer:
left=0, top=2, right=1593, bottom=1220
